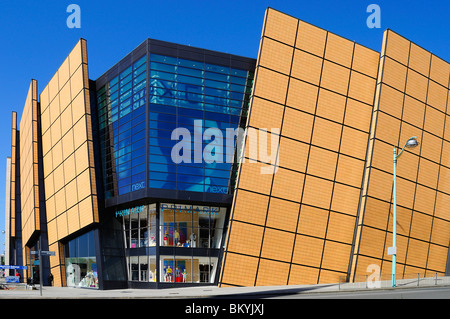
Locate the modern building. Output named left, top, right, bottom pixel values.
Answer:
left=219, top=8, right=450, bottom=287
left=6, top=37, right=255, bottom=289
left=5, top=7, right=450, bottom=289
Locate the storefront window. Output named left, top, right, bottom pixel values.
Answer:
left=159, top=203, right=227, bottom=248
left=65, top=231, right=98, bottom=289
left=127, top=255, right=157, bottom=282
left=122, top=204, right=156, bottom=248
left=120, top=202, right=227, bottom=284
left=160, top=256, right=218, bottom=283
left=211, top=207, right=227, bottom=248
left=29, top=243, right=40, bottom=284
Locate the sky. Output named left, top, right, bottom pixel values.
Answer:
left=0, top=0, right=448, bottom=257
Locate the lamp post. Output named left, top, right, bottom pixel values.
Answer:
left=391, top=136, right=419, bottom=287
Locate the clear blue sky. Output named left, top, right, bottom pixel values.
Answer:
left=0, top=0, right=448, bottom=256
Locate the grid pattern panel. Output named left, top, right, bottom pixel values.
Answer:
left=97, top=55, right=147, bottom=197
left=351, top=30, right=450, bottom=280
left=39, top=39, right=99, bottom=285
left=97, top=52, right=254, bottom=198
left=221, top=7, right=379, bottom=287
left=147, top=53, right=253, bottom=195
left=10, top=112, right=18, bottom=239
left=19, top=80, right=40, bottom=247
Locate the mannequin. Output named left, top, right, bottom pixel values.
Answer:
left=174, top=228, right=180, bottom=246
left=190, top=232, right=197, bottom=248
left=163, top=230, right=168, bottom=246
left=165, top=266, right=173, bottom=282
left=149, top=270, right=154, bottom=282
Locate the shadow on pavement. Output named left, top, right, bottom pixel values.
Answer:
left=208, top=284, right=337, bottom=299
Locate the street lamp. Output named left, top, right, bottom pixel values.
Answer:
left=391, top=136, right=419, bottom=287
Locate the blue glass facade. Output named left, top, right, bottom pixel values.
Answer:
left=97, top=55, right=147, bottom=198
left=96, top=44, right=254, bottom=201
left=147, top=53, right=253, bottom=195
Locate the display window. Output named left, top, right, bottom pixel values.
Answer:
left=119, top=202, right=228, bottom=284
left=127, top=255, right=157, bottom=282
left=122, top=204, right=157, bottom=248
left=160, top=256, right=218, bottom=283
left=64, top=231, right=98, bottom=289
left=159, top=203, right=227, bottom=248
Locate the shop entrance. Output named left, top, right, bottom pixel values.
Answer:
left=120, top=202, right=230, bottom=287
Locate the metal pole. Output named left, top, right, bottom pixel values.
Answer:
left=391, top=137, right=418, bottom=289
left=39, top=250, right=43, bottom=296
left=392, top=147, right=397, bottom=288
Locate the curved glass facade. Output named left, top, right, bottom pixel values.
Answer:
left=147, top=53, right=252, bottom=194
left=97, top=55, right=147, bottom=198
left=96, top=51, right=253, bottom=199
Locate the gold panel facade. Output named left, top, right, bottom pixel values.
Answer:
left=39, top=39, right=99, bottom=285
left=222, top=8, right=449, bottom=288
left=19, top=80, right=40, bottom=247
left=221, top=8, right=379, bottom=287
left=10, top=112, right=18, bottom=239
left=351, top=29, right=450, bottom=281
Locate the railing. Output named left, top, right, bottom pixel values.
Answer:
left=338, top=273, right=450, bottom=290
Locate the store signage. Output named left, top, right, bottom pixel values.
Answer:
left=31, top=250, right=56, bottom=256
left=115, top=204, right=221, bottom=217
left=115, top=205, right=145, bottom=217
left=6, top=276, right=19, bottom=283
left=208, top=186, right=227, bottom=194
left=131, top=181, right=145, bottom=191
left=0, top=265, right=28, bottom=270
left=388, top=246, right=397, bottom=255
left=161, top=204, right=219, bottom=216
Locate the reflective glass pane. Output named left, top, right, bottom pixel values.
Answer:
left=98, top=51, right=252, bottom=198
left=65, top=231, right=98, bottom=289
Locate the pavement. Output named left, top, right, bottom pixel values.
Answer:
left=0, top=277, right=449, bottom=299
left=0, top=282, right=338, bottom=299
left=2, top=283, right=443, bottom=318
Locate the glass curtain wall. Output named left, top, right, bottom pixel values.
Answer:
left=159, top=203, right=227, bottom=248
left=127, top=255, right=157, bottom=282
left=65, top=231, right=98, bottom=289
left=160, top=256, right=219, bottom=284
left=122, top=204, right=157, bottom=248
left=97, top=55, right=147, bottom=198
left=121, top=203, right=227, bottom=284
left=96, top=51, right=253, bottom=199
left=159, top=203, right=226, bottom=284
left=148, top=54, right=253, bottom=194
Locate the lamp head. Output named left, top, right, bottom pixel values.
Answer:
left=405, top=137, right=419, bottom=148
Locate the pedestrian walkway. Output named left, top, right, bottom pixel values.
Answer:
left=1, top=275, right=450, bottom=299
left=0, top=283, right=337, bottom=299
